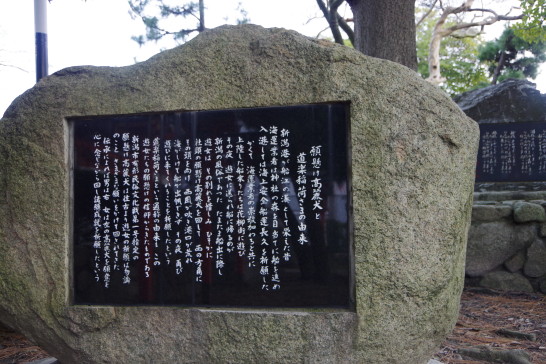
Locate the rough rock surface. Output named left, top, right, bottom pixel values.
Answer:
left=475, top=191, right=546, bottom=201
left=504, top=251, right=526, bottom=273
left=540, top=277, right=546, bottom=294
left=513, top=201, right=546, bottom=223
left=524, top=239, right=546, bottom=277
left=0, top=25, right=479, bottom=364
left=472, top=204, right=512, bottom=222
left=466, top=201, right=546, bottom=293
left=466, top=221, right=536, bottom=276
left=479, top=271, right=534, bottom=293
left=540, top=223, right=546, bottom=237
left=454, top=79, right=546, bottom=123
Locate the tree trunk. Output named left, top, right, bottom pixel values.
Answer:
left=316, top=0, right=345, bottom=45
left=347, top=0, right=417, bottom=70
left=199, top=0, right=205, bottom=32
left=491, top=33, right=513, bottom=85
left=491, top=51, right=506, bottom=85
left=427, top=19, right=449, bottom=86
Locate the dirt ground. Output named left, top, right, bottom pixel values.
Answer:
left=1, top=288, right=545, bottom=364
left=434, top=288, right=546, bottom=364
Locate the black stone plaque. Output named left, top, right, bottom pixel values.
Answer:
left=476, top=122, right=546, bottom=183
left=71, top=103, right=353, bottom=308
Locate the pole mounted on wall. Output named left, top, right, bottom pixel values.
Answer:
left=34, top=0, right=48, bottom=82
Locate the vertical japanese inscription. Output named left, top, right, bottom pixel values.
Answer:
left=73, top=104, right=351, bottom=307
left=477, top=122, right=546, bottom=183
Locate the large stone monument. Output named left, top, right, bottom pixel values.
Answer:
left=0, top=25, right=479, bottom=363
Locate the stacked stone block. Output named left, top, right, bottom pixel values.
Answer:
left=468, top=198, right=546, bottom=293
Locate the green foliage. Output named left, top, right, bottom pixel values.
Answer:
left=416, top=8, right=488, bottom=95
left=478, top=27, right=546, bottom=83
left=128, top=0, right=250, bottom=45
left=128, top=0, right=204, bottom=45
left=236, top=2, right=250, bottom=25
left=513, top=0, right=546, bottom=42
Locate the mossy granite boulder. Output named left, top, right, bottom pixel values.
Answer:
left=0, top=25, right=478, bottom=364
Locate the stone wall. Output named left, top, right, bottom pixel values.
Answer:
left=467, top=197, right=546, bottom=293
left=457, top=79, right=546, bottom=294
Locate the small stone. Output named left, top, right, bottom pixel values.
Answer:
left=472, top=204, right=512, bottom=222
left=427, top=360, right=444, bottom=364
left=496, top=328, right=536, bottom=341
left=459, top=347, right=532, bottom=364
left=524, top=239, right=546, bottom=277
left=513, top=201, right=546, bottom=223
left=504, top=251, right=526, bottom=272
left=479, top=271, right=534, bottom=293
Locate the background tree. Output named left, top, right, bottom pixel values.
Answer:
left=346, top=0, right=418, bottom=70
left=128, top=0, right=249, bottom=46
left=315, top=1, right=354, bottom=45
left=314, top=0, right=534, bottom=73
left=315, top=0, right=418, bottom=69
left=416, top=6, right=488, bottom=95
left=513, top=0, right=546, bottom=42
left=479, top=26, right=546, bottom=84
left=128, top=0, right=206, bottom=45
left=129, top=0, right=544, bottom=90
left=419, top=0, right=523, bottom=86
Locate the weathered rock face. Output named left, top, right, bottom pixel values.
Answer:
left=513, top=201, right=546, bottom=223
left=471, top=204, right=512, bottom=222
left=466, top=220, right=536, bottom=276
left=479, top=271, right=534, bottom=293
left=454, top=79, right=546, bottom=124
left=466, top=201, right=546, bottom=293
left=0, top=25, right=479, bottom=364
left=524, top=239, right=546, bottom=277
left=505, top=251, right=526, bottom=272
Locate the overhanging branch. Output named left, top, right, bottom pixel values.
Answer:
left=416, top=0, right=439, bottom=28
left=337, top=13, right=354, bottom=45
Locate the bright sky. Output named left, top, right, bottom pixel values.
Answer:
left=0, top=0, right=544, bottom=116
